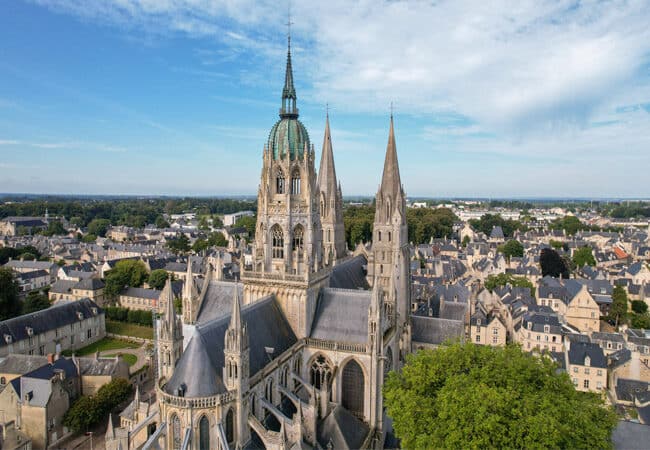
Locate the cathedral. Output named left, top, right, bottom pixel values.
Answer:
left=107, top=36, right=412, bottom=450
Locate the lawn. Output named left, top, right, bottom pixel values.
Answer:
left=105, top=353, right=138, bottom=366
left=62, top=337, right=140, bottom=357
left=106, top=320, right=154, bottom=340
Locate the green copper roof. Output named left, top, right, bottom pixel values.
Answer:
left=268, top=118, right=310, bottom=160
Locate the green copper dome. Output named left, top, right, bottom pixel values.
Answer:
left=268, top=118, right=310, bottom=160
left=266, top=36, right=310, bottom=160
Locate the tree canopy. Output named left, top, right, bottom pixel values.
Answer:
left=166, top=234, right=190, bottom=254
left=22, top=291, right=51, bottom=314
left=384, top=343, right=618, bottom=450
left=0, top=268, right=22, bottom=320
left=498, top=239, right=524, bottom=259
left=573, top=246, right=596, bottom=267
left=468, top=213, right=526, bottom=238
left=87, top=218, right=111, bottom=237
left=609, top=285, right=629, bottom=328
left=540, top=248, right=570, bottom=278
left=148, top=269, right=169, bottom=290
left=484, top=273, right=535, bottom=297
left=104, top=259, right=148, bottom=299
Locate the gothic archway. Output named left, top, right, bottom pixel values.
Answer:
left=291, top=168, right=301, bottom=195
left=199, top=415, right=210, bottom=450
left=292, top=225, right=304, bottom=251
left=171, top=414, right=181, bottom=450
left=341, top=359, right=365, bottom=419
left=225, top=409, right=234, bottom=445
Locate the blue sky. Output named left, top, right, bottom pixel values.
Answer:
left=1, top=0, right=649, bottom=198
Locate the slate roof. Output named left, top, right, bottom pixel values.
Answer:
left=165, top=295, right=297, bottom=398
left=568, top=342, right=607, bottom=368
left=196, top=281, right=243, bottom=324
left=592, top=332, right=626, bottom=343
left=4, top=260, right=56, bottom=271
left=520, top=307, right=562, bottom=334
left=46, top=279, right=77, bottom=294
left=0, top=354, right=49, bottom=375
left=310, top=288, right=371, bottom=344
left=75, top=278, right=105, bottom=290
left=616, top=379, right=650, bottom=403
left=17, top=269, right=49, bottom=280
left=411, top=316, right=464, bottom=345
left=0, top=298, right=102, bottom=347
left=490, top=226, right=504, bottom=239
left=75, top=356, right=125, bottom=376
left=329, top=255, right=369, bottom=290
left=317, top=405, right=370, bottom=450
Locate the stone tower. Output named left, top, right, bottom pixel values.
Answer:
left=318, top=113, right=346, bottom=266
left=181, top=258, right=199, bottom=324
left=223, top=284, right=251, bottom=445
left=158, top=278, right=183, bottom=382
left=242, top=37, right=329, bottom=338
left=367, top=115, right=411, bottom=363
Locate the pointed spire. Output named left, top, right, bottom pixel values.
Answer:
left=379, top=114, right=402, bottom=201
left=106, top=413, right=115, bottom=439
left=134, top=384, right=140, bottom=410
left=230, top=283, right=242, bottom=331
left=280, top=35, right=298, bottom=118
left=318, top=112, right=338, bottom=196
left=161, top=277, right=177, bottom=339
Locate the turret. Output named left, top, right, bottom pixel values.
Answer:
left=158, top=278, right=183, bottom=382
left=223, top=284, right=251, bottom=444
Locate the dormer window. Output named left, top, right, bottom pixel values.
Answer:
left=544, top=325, right=550, bottom=333
left=4, top=335, right=12, bottom=344
left=26, top=327, right=34, bottom=337
left=77, top=312, right=84, bottom=320
left=91, top=307, right=98, bottom=315
left=527, top=322, right=532, bottom=330
left=584, top=356, right=591, bottom=367
left=476, top=319, right=481, bottom=326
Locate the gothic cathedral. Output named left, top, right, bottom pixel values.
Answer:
left=107, top=35, right=412, bottom=450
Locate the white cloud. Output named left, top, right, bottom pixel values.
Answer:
left=0, top=138, right=128, bottom=153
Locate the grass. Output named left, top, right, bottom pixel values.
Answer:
left=105, top=353, right=138, bottom=366
left=62, top=337, right=140, bottom=357
left=106, top=320, right=154, bottom=340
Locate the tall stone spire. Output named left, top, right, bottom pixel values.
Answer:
left=318, top=113, right=338, bottom=199
left=157, top=277, right=183, bottom=382
left=229, top=284, right=243, bottom=333
left=379, top=115, right=402, bottom=204
left=280, top=36, right=298, bottom=118
left=318, top=112, right=347, bottom=264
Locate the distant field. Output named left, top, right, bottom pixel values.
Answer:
left=105, top=353, right=138, bottom=366
left=106, top=320, right=154, bottom=340
left=62, top=337, right=140, bottom=357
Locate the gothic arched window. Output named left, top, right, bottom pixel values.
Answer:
left=281, top=365, right=290, bottom=387
left=199, top=415, right=210, bottom=450
left=310, top=354, right=333, bottom=390
left=225, top=409, right=234, bottom=445
left=171, top=414, right=181, bottom=450
left=293, top=225, right=304, bottom=251
left=271, top=225, right=284, bottom=259
left=265, top=378, right=274, bottom=402
left=291, top=169, right=301, bottom=195
left=293, top=354, right=302, bottom=386
left=342, top=359, right=365, bottom=419
left=276, top=169, right=285, bottom=194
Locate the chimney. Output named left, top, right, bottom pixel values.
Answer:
left=47, top=353, right=55, bottom=365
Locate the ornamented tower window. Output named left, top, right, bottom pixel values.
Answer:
left=276, top=169, right=285, bottom=194
left=293, top=225, right=304, bottom=251
left=272, top=225, right=284, bottom=259
left=291, top=169, right=301, bottom=195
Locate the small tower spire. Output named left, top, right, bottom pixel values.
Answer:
left=379, top=114, right=402, bottom=203
left=280, top=9, right=297, bottom=118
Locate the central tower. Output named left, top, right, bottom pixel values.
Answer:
left=242, top=37, right=327, bottom=338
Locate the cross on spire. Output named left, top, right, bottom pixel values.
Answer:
left=390, top=101, right=394, bottom=118
left=286, top=1, right=294, bottom=42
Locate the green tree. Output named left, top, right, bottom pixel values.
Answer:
left=82, top=233, right=97, bottom=243
left=104, top=260, right=148, bottom=299
left=166, top=234, right=190, bottom=254
left=609, top=285, right=629, bottom=328
left=63, top=395, right=104, bottom=433
left=632, top=300, right=648, bottom=315
left=0, top=268, right=22, bottom=320
left=148, top=269, right=169, bottom=290
left=549, top=239, right=565, bottom=250
left=384, top=343, right=617, bottom=450
left=550, top=215, right=585, bottom=235
left=96, top=377, right=132, bottom=410
left=573, top=246, right=596, bottom=267
left=484, top=273, right=535, bottom=297
left=540, top=248, right=570, bottom=278
left=192, top=238, right=209, bottom=253
left=22, top=291, right=51, bottom=314
left=631, top=313, right=650, bottom=329
left=87, top=218, right=111, bottom=237
left=42, top=220, right=66, bottom=236
left=155, top=215, right=170, bottom=229
left=461, top=235, right=470, bottom=248
left=208, top=231, right=228, bottom=247
left=499, top=239, right=524, bottom=259
left=198, top=216, right=210, bottom=231
left=234, top=215, right=256, bottom=237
